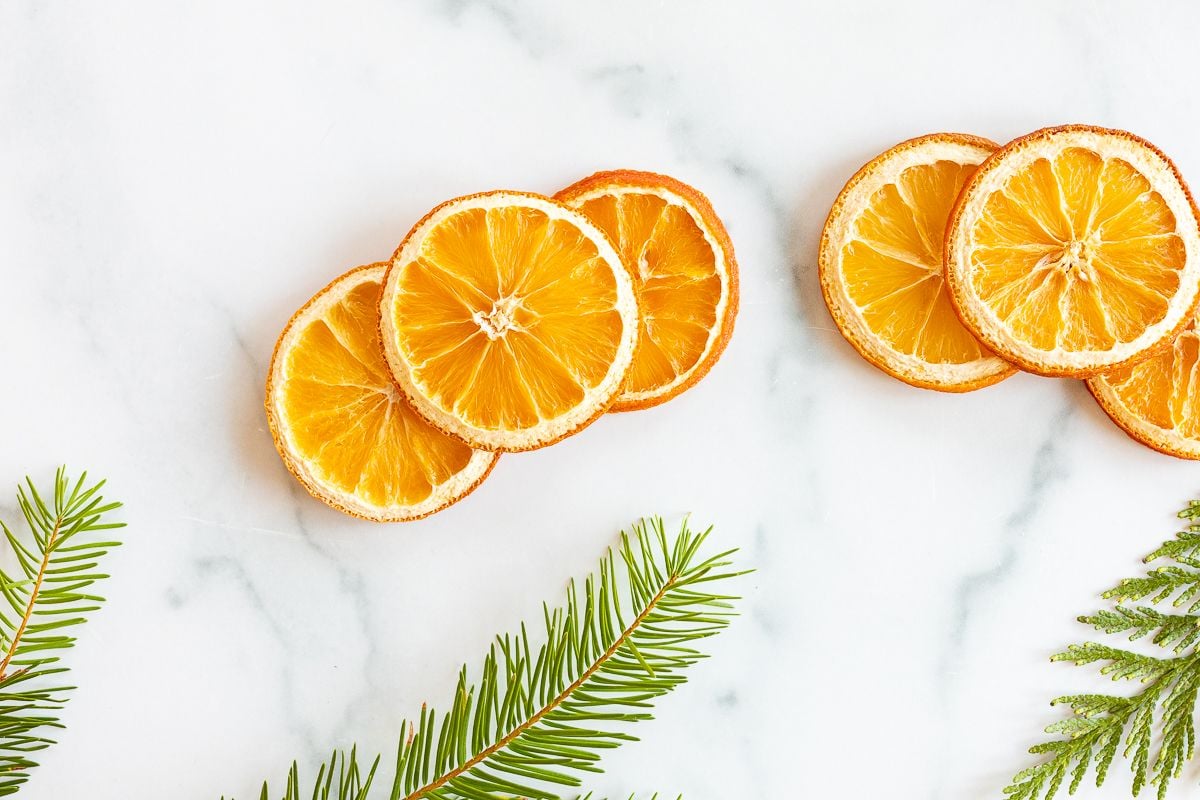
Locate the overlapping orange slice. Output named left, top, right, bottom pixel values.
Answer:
left=379, top=191, right=639, bottom=452
left=266, top=263, right=497, bottom=521
left=820, top=133, right=1016, bottom=391
left=557, top=170, right=738, bottom=410
left=1088, top=310, right=1200, bottom=459
left=267, top=174, right=741, bottom=520
left=945, top=125, right=1200, bottom=377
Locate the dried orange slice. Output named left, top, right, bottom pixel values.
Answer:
left=266, top=263, right=497, bottom=521
left=819, top=133, right=1016, bottom=391
left=946, top=125, right=1200, bottom=377
left=1088, top=312, right=1200, bottom=458
left=556, top=170, right=738, bottom=411
left=380, top=191, right=638, bottom=452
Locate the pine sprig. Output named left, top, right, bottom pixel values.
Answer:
left=0, top=467, right=123, bottom=795
left=1005, top=501, right=1200, bottom=800
left=229, top=517, right=744, bottom=800
left=235, top=748, right=670, bottom=800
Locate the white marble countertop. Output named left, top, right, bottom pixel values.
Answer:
left=4, top=2, right=1200, bottom=798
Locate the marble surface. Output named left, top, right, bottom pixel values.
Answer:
left=4, top=2, right=1200, bottom=798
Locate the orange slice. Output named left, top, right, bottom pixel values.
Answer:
left=380, top=191, right=639, bottom=452
left=265, top=263, right=497, bottom=521
left=1088, top=312, right=1200, bottom=458
left=945, top=125, right=1200, bottom=377
left=819, top=133, right=1016, bottom=391
left=556, top=170, right=738, bottom=411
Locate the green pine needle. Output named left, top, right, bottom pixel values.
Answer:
left=1005, top=501, right=1200, bottom=800
left=226, top=517, right=745, bottom=800
left=0, top=467, right=123, bottom=796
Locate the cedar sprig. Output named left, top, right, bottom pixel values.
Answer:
left=1006, top=501, right=1200, bottom=800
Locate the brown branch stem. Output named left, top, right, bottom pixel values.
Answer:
left=0, top=514, right=63, bottom=681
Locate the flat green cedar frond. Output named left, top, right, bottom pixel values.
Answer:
left=1005, top=504, right=1200, bottom=800
left=230, top=517, right=744, bottom=800
left=0, top=467, right=122, bottom=796
left=1079, top=608, right=1200, bottom=653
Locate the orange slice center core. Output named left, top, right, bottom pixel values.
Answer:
left=473, top=295, right=523, bottom=340
left=392, top=205, right=626, bottom=432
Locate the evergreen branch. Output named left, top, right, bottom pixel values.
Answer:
left=230, top=749, right=672, bottom=800
left=1079, top=608, right=1200, bottom=653
left=228, top=517, right=744, bottom=800
left=0, top=467, right=122, bottom=796
left=1005, top=503, right=1200, bottom=800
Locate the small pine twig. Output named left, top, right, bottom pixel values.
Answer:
left=0, top=467, right=123, bottom=796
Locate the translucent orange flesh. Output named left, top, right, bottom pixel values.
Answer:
left=1103, top=322, right=1200, bottom=437
left=574, top=192, right=722, bottom=396
left=392, top=206, right=624, bottom=431
left=970, top=148, right=1185, bottom=352
left=281, top=278, right=476, bottom=506
left=842, top=160, right=990, bottom=364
